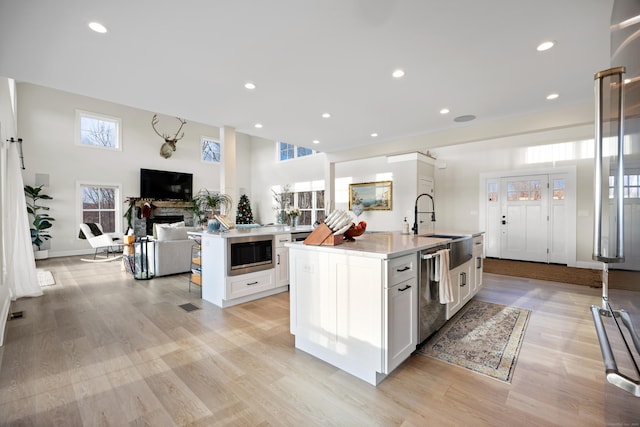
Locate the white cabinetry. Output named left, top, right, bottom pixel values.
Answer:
left=290, top=248, right=418, bottom=385
left=274, top=233, right=291, bottom=287
left=446, top=263, right=471, bottom=319
left=384, top=253, right=418, bottom=374
left=200, top=232, right=288, bottom=308
left=446, top=234, right=485, bottom=319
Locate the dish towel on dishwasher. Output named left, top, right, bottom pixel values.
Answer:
left=437, top=248, right=453, bottom=304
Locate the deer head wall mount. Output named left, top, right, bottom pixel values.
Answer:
left=151, top=114, right=187, bottom=159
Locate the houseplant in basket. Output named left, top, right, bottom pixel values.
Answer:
left=24, top=184, right=55, bottom=259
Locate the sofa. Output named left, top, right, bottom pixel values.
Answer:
left=153, top=223, right=199, bottom=277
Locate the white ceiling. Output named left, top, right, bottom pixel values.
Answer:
left=0, top=0, right=614, bottom=154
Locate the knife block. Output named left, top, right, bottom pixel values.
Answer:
left=303, top=222, right=344, bottom=246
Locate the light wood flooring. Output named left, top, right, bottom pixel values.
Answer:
left=1, top=256, right=639, bottom=426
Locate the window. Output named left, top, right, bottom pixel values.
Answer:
left=507, top=180, right=541, bottom=201
left=75, top=110, right=121, bottom=150
left=201, top=137, right=221, bottom=163
left=553, top=179, right=565, bottom=200
left=487, top=182, right=498, bottom=202
left=272, top=185, right=325, bottom=225
left=609, top=173, right=640, bottom=199
left=278, top=142, right=316, bottom=161
left=79, top=183, right=121, bottom=234
left=296, top=190, right=325, bottom=225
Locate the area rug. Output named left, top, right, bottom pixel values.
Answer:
left=417, top=299, right=530, bottom=382
left=36, top=269, right=55, bottom=287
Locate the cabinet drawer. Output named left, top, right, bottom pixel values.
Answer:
left=226, top=270, right=275, bottom=299
left=387, top=253, right=417, bottom=286
left=275, top=234, right=292, bottom=248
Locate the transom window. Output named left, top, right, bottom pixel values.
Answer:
left=201, top=137, right=221, bottom=163
left=79, top=183, right=121, bottom=234
left=75, top=110, right=121, bottom=150
left=278, top=142, right=317, bottom=161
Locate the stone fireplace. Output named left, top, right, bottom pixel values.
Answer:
left=132, top=201, right=196, bottom=237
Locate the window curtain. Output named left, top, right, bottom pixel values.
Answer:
left=1, top=139, right=41, bottom=299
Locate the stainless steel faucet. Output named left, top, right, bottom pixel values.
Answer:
left=412, top=193, right=436, bottom=235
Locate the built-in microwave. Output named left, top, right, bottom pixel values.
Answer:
left=227, top=235, right=275, bottom=276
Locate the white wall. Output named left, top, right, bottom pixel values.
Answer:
left=17, top=83, right=248, bottom=257
left=250, top=136, right=326, bottom=224
left=0, top=77, right=17, bottom=344
left=431, top=124, right=596, bottom=264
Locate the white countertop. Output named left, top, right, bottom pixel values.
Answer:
left=190, top=224, right=314, bottom=239
left=285, top=230, right=483, bottom=259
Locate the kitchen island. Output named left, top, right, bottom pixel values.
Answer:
left=286, top=230, right=484, bottom=386
left=195, top=225, right=313, bottom=308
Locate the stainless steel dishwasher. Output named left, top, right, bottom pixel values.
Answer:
left=418, top=238, right=473, bottom=344
left=418, top=245, right=449, bottom=343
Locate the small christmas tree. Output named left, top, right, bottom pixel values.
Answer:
left=236, top=194, right=254, bottom=224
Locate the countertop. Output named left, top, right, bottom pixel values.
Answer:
left=189, top=225, right=314, bottom=239
left=285, top=230, right=483, bottom=259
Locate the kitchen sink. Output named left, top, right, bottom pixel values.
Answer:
left=420, top=234, right=473, bottom=268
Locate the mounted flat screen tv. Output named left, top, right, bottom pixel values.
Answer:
left=140, top=168, right=193, bottom=200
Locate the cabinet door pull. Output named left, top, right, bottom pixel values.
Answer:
left=398, top=285, right=411, bottom=292
left=396, top=266, right=410, bottom=272
left=277, top=254, right=281, bottom=265
left=247, top=281, right=259, bottom=286
left=460, top=272, right=467, bottom=287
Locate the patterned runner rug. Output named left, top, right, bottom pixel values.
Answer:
left=417, top=299, right=530, bottom=382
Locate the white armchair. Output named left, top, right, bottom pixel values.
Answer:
left=79, top=223, right=124, bottom=259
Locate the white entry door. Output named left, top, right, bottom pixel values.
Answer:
left=500, top=175, right=549, bottom=263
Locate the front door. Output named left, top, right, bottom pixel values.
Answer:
left=500, top=175, right=549, bottom=263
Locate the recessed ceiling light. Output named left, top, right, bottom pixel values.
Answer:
left=440, top=108, right=450, bottom=115
left=453, top=115, right=476, bottom=123
left=536, top=40, right=555, bottom=51
left=88, top=22, right=107, bottom=33
left=313, top=140, right=320, bottom=144
left=254, top=123, right=263, bottom=128
left=371, top=133, right=378, bottom=138
left=546, top=93, right=559, bottom=100
left=244, top=82, right=256, bottom=90
left=392, top=69, right=405, bottom=79
left=322, top=112, right=331, bottom=118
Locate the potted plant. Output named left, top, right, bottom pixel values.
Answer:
left=24, top=184, right=55, bottom=259
left=192, top=189, right=233, bottom=227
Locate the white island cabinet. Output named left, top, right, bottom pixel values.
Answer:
left=287, top=230, right=483, bottom=386
left=289, top=242, right=421, bottom=385
left=197, top=226, right=311, bottom=308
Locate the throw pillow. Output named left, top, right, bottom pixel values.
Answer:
left=78, top=223, right=103, bottom=239
left=156, top=226, right=188, bottom=241
left=153, top=220, right=185, bottom=239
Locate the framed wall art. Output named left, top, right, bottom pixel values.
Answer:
left=349, top=181, right=392, bottom=211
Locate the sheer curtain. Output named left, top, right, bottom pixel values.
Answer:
left=1, top=139, right=41, bottom=299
